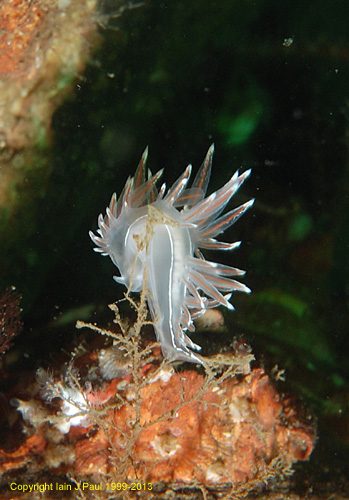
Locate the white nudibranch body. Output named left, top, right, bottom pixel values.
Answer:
left=90, top=145, right=254, bottom=364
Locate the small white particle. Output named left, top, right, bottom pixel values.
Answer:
left=283, top=37, right=294, bottom=47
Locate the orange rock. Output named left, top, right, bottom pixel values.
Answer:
left=71, top=368, right=315, bottom=485
left=0, top=0, right=100, bottom=286
left=0, top=347, right=315, bottom=491
left=0, top=0, right=44, bottom=76
left=0, top=433, right=46, bottom=472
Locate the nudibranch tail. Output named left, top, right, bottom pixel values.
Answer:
left=90, top=145, right=253, bottom=364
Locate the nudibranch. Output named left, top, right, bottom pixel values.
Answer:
left=90, top=145, right=254, bottom=364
